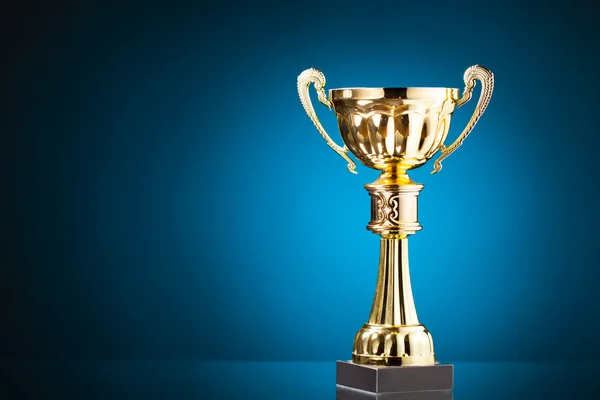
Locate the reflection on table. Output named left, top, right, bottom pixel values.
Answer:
left=337, top=385, right=452, bottom=400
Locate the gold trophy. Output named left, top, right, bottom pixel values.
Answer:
left=298, top=66, right=493, bottom=394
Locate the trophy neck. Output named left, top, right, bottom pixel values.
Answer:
left=372, top=165, right=418, bottom=186
left=368, top=238, right=419, bottom=326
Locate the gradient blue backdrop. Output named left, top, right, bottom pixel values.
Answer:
left=4, top=0, right=600, bottom=364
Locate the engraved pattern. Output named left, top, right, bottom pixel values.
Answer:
left=371, top=192, right=386, bottom=223
left=388, top=194, right=401, bottom=224
left=367, top=186, right=422, bottom=236
left=297, top=68, right=357, bottom=174
left=432, top=65, right=495, bottom=174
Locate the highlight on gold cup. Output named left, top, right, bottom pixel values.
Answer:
left=297, top=66, right=493, bottom=366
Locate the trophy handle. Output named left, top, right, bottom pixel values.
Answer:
left=431, top=65, right=494, bottom=174
left=298, top=68, right=357, bottom=174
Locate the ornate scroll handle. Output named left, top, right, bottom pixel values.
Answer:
left=298, top=68, right=357, bottom=174
left=431, top=65, right=494, bottom=174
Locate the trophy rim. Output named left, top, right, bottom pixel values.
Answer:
left=330, top=87, right=459, bottom=100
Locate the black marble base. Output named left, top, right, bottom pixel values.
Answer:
left=336, top=361, right=453, bottom=394
left=337, top=385, right=453, bottom=400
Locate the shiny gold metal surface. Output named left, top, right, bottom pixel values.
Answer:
left=331, top=88, right=457, bottom=172
left=352, top=238, right=435, bottom=366
left=432, top=65, right=494, bottom=174
left=366, top=184, right=423, bottom=237
left=298, top=68, right=357, bottom=174
left=297, top=66, right=494, bottom=366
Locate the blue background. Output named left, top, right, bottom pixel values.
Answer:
left=4, top=0, right=600, bottom=368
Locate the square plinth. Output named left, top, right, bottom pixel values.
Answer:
left=336, top=361, right=453, bottom=394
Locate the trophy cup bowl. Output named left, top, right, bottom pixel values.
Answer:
left=298, top=65, right=493, bottom=376
left=331, top=87, right=458, bottom=172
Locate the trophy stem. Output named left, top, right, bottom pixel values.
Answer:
left=352, top=178, right=435, bottom=366
left=367, top=238, right=419, bottom=326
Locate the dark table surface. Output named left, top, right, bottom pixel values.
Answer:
left=1, top=361, right=597, bottom=399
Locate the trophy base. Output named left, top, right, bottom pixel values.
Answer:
left=336, top=361, right=453, bottom=395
